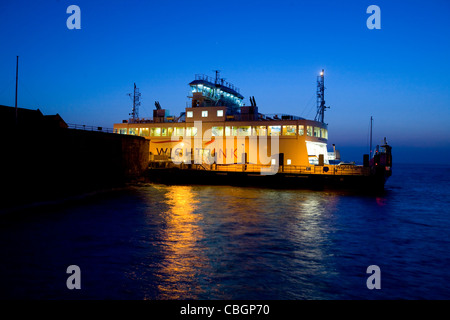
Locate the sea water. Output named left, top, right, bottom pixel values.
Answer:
left=1, top=163, right=449, bottom=299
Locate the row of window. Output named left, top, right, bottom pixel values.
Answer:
left=215, top=125, right=327, bottom=138
left=119, top=125, right=328, bottom=139
left=186, top=109, right=224, bottom=118
left=120, top=127, right=198, bottom=137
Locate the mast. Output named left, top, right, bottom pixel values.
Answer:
left=315, top=69, right=327, bottom=123
left=132, top=83, right=136, bottom=120
left=128, top=83, right=141, bottom=122
left=214, top=70, right=220, bottom=85
left=15, top=56, right=19, bottom=125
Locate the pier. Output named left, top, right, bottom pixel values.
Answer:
left=1, top=105, right=149, bottom=210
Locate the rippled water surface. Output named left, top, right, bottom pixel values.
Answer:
left=1, top=163, right=450, bottom=299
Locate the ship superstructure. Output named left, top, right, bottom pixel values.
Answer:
left=113, top=71, right=392, bottom=190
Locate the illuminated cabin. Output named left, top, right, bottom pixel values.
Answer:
left=113, top=72, right=336, bottom=167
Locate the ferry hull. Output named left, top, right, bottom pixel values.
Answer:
left=147, top=167, right=390, bottom=192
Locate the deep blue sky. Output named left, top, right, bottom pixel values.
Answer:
left=1, top=0, right=449, bottom=164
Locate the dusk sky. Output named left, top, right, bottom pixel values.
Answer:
left=1, top=0, right=449, bottom=164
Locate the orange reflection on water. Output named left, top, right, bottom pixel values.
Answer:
left=155, top=185, right=206, bottom=299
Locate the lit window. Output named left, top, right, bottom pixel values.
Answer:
left=217, top=110, right=224, bottom=117
left=252, top=126, right=267, bottom=136
left=187, top=111, right=193, bottom=118
left=268, top=126, right=281, bottom=136
left=119, top=128, right=127, bottom=135
left=212, top=126, right=223, bottom=136
left=140, top=128, right=149, bottom=137
left=314, top=127, right=320, bottom=137
left=186, top=127, right=198, bottom=136
left=321, top=128, right=328, bottom=139
left=129, top=128, right=136, bottom=135
left=306, top=126, right=313, bottom=136
left=298, top=125, right=304, bottom=136
left=202, top=110, right=208, bottom=117
left=150, top=127, right=161, bottom=137
left=282, top=125, right=296, bottom=136
left=167, top=127, right=173, bottom=136
left=287, top=159, right=291, bottom=165
left=175, top=127, right=185, bottom=136
left=237, top=126, right=251, bottom=136
left=225, top=126, right=232, bottom=136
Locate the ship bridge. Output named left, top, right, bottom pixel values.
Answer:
left=189, top=73, right=244, bottom=114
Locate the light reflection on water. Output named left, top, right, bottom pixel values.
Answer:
left=135, top=184, right=345, bottom=300
left=155, top=186, right=205, bottom=299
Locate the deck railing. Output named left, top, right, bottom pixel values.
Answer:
left=160, top=161, right=370, bottom=176
left=67, top=123, right=116, bottom=133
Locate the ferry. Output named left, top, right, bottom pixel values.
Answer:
left=113, top=71, right=392, bottom=190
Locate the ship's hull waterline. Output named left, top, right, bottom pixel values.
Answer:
left=147, top=164, right=391, bottom=191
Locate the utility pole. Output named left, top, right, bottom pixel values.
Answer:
left=370, top=116, right=373, bottom=159
left=15, top=56, right=19, bottom=125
